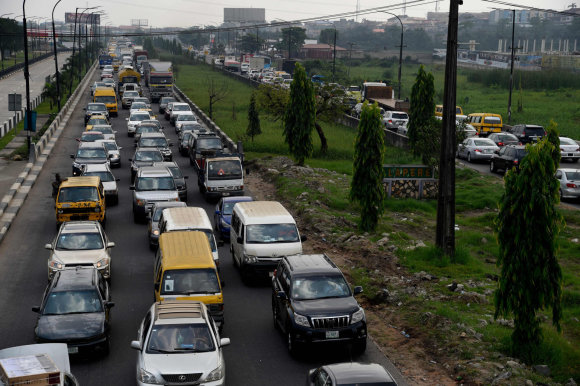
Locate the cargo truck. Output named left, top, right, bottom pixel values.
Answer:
left=362, top=82, right=409, bottom=112
left=133, top=49, right=148, bottom=68
left=146, top=61, right=173, bottom=103
left=117, top=67, right=141, bottom=95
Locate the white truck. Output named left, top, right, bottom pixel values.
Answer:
left=0, top=344, right=79, bottom=386
left=198, top=155, right=244, bottom=201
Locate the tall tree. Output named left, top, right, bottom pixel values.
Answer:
left=407, top=65, right=437, bottom=164
left=350, top=102, right=385, bottom=232
left=319, top=28, right=336, bottom=45
left=283, top=63, right=315, bottom=165
left=494, top=127, right=563, bottom=354
left=206, top=78, right=229, bottom=120
left=278, top=27, right=307, bottom=58
left=246, top=92, right=262, bottom=142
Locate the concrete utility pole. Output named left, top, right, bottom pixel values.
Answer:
left=507, top=10, right=516, bottom=124
left=22, top=0, right=33, bottom=160
left=436, top=0, right=461, bottom=257
left=380, top=11, right=404, bottom=100
left=52, top=0, right=63, bottom=110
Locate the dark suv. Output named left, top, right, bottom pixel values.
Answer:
left=490, top=145, right=528, bottom=173
left=271, top=254, right=366, bottom=356
left=32, top=267, right=114, bottom=356
left=509, top=124, right=546, bottom=144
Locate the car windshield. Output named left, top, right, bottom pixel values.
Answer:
left=124, top=91, right=139, bottom=98
left=94, top=96, right=116, bottom=104
left=140, top=138, right=168, bottom=147
left=87, top=118, right=108, bottom=126
left=222, top=200, right=249, bottom=215
left=136, top=176, right=175, bottom=191
left=560, top=138, right=577, bottom=145
left=161, top=98, right=175, bottom=104
left=515, top=149, right=528, bottom=158
left=84, top=171, right=114, bottom=182
left=181, top=133, right=193, bottom=142
left=81, top=133, right=105, bottom=142
left=496, top=134, right=516, bottom=141
left=135, top=151, right=163, bottom=162
left=56, top=232, right=104, bottom=250
left=147, top=323, right=215, bottom=353
left=177, top=115, right=196, bottom=122
left=182, top=124, right=203, bottom=132
left=208, top=160, right=242, bottom=180
left=103, top=142, right=118, bottom=151
left=291, top=275, right=351, bottom=300
left=58, top=187, right=99, bottom=203
left=131, top=102, right=147, bottom=110
left=473, top=139, right=494, bottom=146
left=43, top=290, right=103, bottom=315
left=92, top=126, right=113, bottom=134
left=167, top=166, right=183, bottom=178
left=141, top=120, right=161, bottom=128
left=526, top=128, right=545, bottom=135
left=131, top=113, right=150, bottom=121
left=137, top=126, right=159, bottom=134
left=161, top=269, right=220, bottom=296
left=197, top=138, right=222, bottom=150
left=76, top=148, right=107, bottom=158
left=347, top=86, right=360, bottom=92
left=246, top=224, right=299, bottom=243
left=87, top=104, right=105, bottom=111
left=565, top=172, right=580, bottom=180
left=173, top=105, right=191, bottom=111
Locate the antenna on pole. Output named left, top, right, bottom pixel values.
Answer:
left=436, top=0, right=439, bottom=12
left=404, top=0, right=407, bottom=16
left=356, top=0, right=360, bottom=22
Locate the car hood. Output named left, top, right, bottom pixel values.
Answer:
left=142, top=350, right=221, bottom=379
left=37, top=313, right=105, bottom=340
left=102, top=181, right=117, bottom=191
left=244, top=242, right=302, bottom=258
left=51, top=249, right=109, bottom=265
left=135, top=191, right=179, bottom=201
left=292, top=296, right=360, bottom=316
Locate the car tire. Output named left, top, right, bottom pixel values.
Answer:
left=272, top=297, right=280, bottom=330
left=467, top=152, right=472, bottom=162
left=353, top=338, right=367, bottom=356
left=287, top=330, right=298, bottom=356
left=490, top=161, right=496, bottom=173
left=559, top=189, right=564, bottom=201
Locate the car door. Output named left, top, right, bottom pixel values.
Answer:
left=495, top=147, right=507, bottom=170
left=458, top=139, right=469, bottom=158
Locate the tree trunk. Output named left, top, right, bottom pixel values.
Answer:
left=209, top=97, right=213, bottom=120
left=314, top=122, right=328, bottom=154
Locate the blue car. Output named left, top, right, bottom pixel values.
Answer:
left=213, top=196, right=253, bottom=240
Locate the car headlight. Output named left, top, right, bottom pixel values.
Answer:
left=111, top=154, right=119, bottom=160
left=72, top=162, right=81, bottom=169
left=152, top=229, right=159, bottom=236
left=94, top=206, right=101, bottom=212
left=57, top=209, right=64, bottom=214
left=294, top=313, right=310, bottom=327
left=243, top=254, right=258, bottom=264
left=96, top=257, right=109, bottom=268
left=205, top=364, right=224, bottom=382
left=138, top=368, right=162, bottom=384
left=48, top=259, right=64, bottom=269
left=173, top=197, right=180, bottom=202
left=351, top=307, right=365, bottom=324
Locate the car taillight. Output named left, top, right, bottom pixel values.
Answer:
left=498, top=142, right=504, bottom=146
left=567, top=183, right=578, bottom=188
left=388, top=119, right=393, bottom=123
left=514, top=160, right=519, bottom=164
left=475, top=148, right=481, bottom=153
left=522, top=131, right=526, bottom=135
left=273, top=269, right=277, bottom=277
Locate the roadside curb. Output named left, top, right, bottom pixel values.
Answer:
left=0, top=61, right=98, bottom=244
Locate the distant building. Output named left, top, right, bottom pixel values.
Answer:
left=300, top=43, right=347, bottom=59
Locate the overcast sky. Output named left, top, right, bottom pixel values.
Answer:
left=1, top=0, right=574, bottom=28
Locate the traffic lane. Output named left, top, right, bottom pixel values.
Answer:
left=458, top=157, right=580, bottom=210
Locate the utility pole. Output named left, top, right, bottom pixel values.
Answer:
left=52, top=0, right=63, bottom=111
left=22, top=0, right=33, bottom=160
left=507, top=9, right=516, bottom=124
left=332, top=27, right=337, bottom=83
left=380, top=11, right=404, bottom=100
left=436, top=0, right=461, bottom=257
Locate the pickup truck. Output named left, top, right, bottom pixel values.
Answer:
left=198, top=154, right=244, bottom=201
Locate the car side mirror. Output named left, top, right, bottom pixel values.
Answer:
left=154, top=283, right=160, bottom=291
left=125, top=118, right=129, bottom=121
left=215, top=210, right=220, bottom=215
left=218, top=239, right=224, bottom=247
left=183, top=176, right=189, bottom=179
left=70, top=154, right=74, bottom=159
left=169, top=143, right=174, bottom=147
left=129, top=186, right=135, bottom=190
left=128, top=158, right=132, bottom=161
left=220, top=338, right=231, bottom=347
left=236, top=236, right=243, bottom=244
left=106, top=301, right=115, bottom=308
left=277, top=291, right=287, bottom=300
left=116, top=178, right=121, bottom=182
left=130, top=340, right=142, bottom=350
left=108, top=154, right=114, bottom=159
left=44, top=243, right=52, bottom=250
left=353, top=286, right=363, bottom=295
left=107, top=242, right=116, bottom=248
left=300, top=235, right=308, bottom=242
left=32, top=306, right=40, bottom=313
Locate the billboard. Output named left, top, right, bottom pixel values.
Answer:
left=65, top=13, right=100, bottom=24
left=224, top=8, right=265, bottom=23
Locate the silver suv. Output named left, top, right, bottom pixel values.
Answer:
left=45, top=221, right=115, bottom=281
left=131, top=166, right=179, bottom=223
left=383, top=111, right=409, bottom=131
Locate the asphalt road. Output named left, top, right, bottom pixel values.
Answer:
left=0, top=70, right=407, bottom=385
left=0, top=52, right=71, bottom=124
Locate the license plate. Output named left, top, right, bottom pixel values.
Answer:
left=268, top=271, right=274, bottom=277
left=569, top=153, right=574, bottom=157
left=325, top=331, right=339, bottom=339
left=222, top=192, right=230, bottom=196
left=67, top=346, right=78, bottom=354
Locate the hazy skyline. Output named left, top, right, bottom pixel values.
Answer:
left=1, top=0, right=575, bottom=29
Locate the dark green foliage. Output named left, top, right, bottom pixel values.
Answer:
left=283, top=63, right=316, bottom=165
left=546, top=120, right=560, bottom=166
left=246, top=93, right=261, bottom=142
left=407, top=65, right=438, bottom=165
left=465, top=68, right=580, bottom=90
left=319, top=28, right=337, bottom=45
left=494, top=133, right=563, bottom=354
left=350, top=102, right=385, bottom=232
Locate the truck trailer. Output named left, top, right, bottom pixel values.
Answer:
left=146, top=61, right=173, bottom=102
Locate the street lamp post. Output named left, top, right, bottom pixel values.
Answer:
left=0, top=13, right=14, bottom=70
left=77, top=7, right=98, bottom=82
left=380, top=11, right=404, bottom=100
left=22, top=0, right=33, bottom=160
left=52, top=0, right=63, bottom=110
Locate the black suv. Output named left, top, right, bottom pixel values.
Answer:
left=188, top=134, right=223, bottom=172
left=490, top=145, right=528, bottom=173
left=271, top=254, right=366, bottom=356
left=32, top=267, right=114, bottom=356
left=509, top=124, right=546, bottom=144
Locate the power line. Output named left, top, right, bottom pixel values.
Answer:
left=481, top=0, right=580, bottom=17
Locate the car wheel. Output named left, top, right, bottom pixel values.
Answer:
left=559, top=189, right=564, bottom=201
left=490, top=161, right=496, bottom=173
left=287, top=330, right=298, bottom=356
left=231, top=247, right=239, bottom=268
left=272, top=297, right=280, bottom=330
left=467, top=152, right=472, bottom=162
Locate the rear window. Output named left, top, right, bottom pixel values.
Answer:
left=473, top=139, right=494, bottom=146
left=565, top=172, right=580, bottom=180
left=392, top=113, right=408, bottom=120
left=525, top=127, right=545, bottom=136
left=515, top=149, right=528, bottom=158
left=560, top=138, right=577, bottom=145
left=484, top=117, right=501, bottom=124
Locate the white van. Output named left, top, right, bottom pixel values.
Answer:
left=230, top=201, right=305, bottom=281
left=159, top=207, right=221, bottom=268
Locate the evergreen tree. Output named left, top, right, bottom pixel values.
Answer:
left=494, top=131, right=563, bottom=355
left=408, top=65, right=436, bottom=163
left=283, top=63, right=315, bottom=166
left=246, top=92, right=261, bottom=142
left=350, top=102, right=386, bottom=232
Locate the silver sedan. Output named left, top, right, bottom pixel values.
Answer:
left=457, top=138, right=499, bottom=162
left=556, top=168, right=580, bottom=200
left=559, top=137, right=580, bottom=163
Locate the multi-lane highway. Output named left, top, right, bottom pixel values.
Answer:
left=0, top=69, right=406, bottom=385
